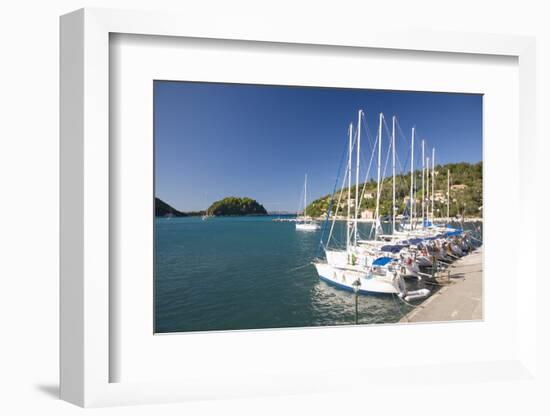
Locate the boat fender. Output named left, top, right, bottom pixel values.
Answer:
left=404, top=289, right=430, bottom=301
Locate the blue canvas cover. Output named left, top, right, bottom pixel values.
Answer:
left=381, top=245, right=406, bottom=253
left=372, top=256, right=393, bottom=266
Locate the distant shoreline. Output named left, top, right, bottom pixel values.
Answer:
left=315, top=217, right=483, bottom=223
left=156, top=213, right=272, bottom=218
left=314, top=217, right=483, bottom=223
left=156, top=214, right=483, bottom=223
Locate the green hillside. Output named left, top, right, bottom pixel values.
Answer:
left=207, top=197, right=267, bottom=216
left=306, top=161, right=482, bottom=219
left=155, top=198, right=187, bottom=217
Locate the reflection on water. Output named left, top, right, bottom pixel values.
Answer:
left=155, top=216, right=481, bottom=333
left=310, top=282, right=409, bottom=326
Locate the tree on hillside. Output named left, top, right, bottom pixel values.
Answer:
left=305, top=161, right=483, bottom=219
left=207, top=197, right=267, bottom=216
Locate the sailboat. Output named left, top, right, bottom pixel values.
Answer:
left=314, top=111, right=408, bottom=295
left=296, top=174, right=320, bottom=231
left=314, top=110, right=430, bottom=300
left=201, top=193, right=211, bottom=220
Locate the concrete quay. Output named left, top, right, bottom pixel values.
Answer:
left=400, top=246, right=483, bottom=323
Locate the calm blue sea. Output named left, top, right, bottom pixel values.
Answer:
left=155, top=215, right=432, bottom=333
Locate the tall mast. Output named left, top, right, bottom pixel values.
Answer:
left=410, top=127, right=415, bottom=226
left=392, top=115, right=396, bottom=234
left=347, top=123, right=353, bottom=251
left=426, top=157, right=430, bottom=224
left=304, top=174, right=307, bottom=217
left=375, top=113, right=383, bottom=239
left=432, top=148, right=435, bottom=220
left=354, top=110, right=362, bottom=246
left=422, top=140, right=426, bottom=228
left=447, top=169, right=450, bottom=221
left=413, top=167, right=417, bottom=226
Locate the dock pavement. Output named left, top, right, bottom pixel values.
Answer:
left=400, top=246, right=483, bottom=323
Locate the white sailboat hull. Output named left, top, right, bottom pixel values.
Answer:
left=314, top=262, right=403, bottom=295
left=296, top=222, right=320, bottom=231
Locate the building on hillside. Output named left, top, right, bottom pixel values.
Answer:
left=451, top=184, right=467, bottom=191
left=342, top=198, right=356, bottom=208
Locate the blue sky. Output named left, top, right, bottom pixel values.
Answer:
left=154, top=81, right=482, bottom=212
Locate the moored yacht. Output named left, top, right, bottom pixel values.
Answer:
left=296, top=174, right=320, bottom=231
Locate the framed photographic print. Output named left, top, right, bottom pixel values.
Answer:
left=152, top=80, right=483, bottom=334
left=60, top=8, right=537, bottom=407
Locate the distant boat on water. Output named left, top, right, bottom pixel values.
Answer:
left=296, top=174, right=320, bottom=231
left=202, top=192, right=211, bottom=220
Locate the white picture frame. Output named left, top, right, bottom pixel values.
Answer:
left=60, top=7, right=537, bottom=407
